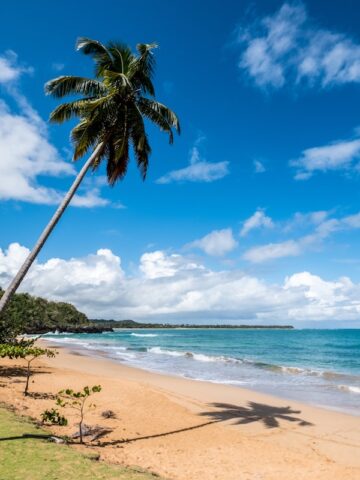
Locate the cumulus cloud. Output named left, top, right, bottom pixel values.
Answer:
left=0, top=51, right=110, bottom=208
left=284, top=272, right=357, bottom=320
left=291, top=136, right=360, bottom=179
left=238, top=2, right=360, bottom=90
left=240, top=209, right=274, bottom=237
left=187, top=228, right=238, bottom=256
left=1, top=242, right=360, bottom=323
left=156, top=138, right=229, bottom=184
left=140, top=251, right=204, bottom=279
left=0, top=100, right=74, bottom=204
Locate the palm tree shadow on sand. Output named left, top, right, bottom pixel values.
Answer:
left=0, top=401, right=313, bottom=445
left=200, top=402, right=313, bottom=429
left=96, top=401, right=312, bottom=447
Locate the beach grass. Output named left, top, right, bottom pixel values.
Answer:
left=0, top=406, right=159, bottom=480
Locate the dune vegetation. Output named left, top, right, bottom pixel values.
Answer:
left=0, top=406, right=160, bottom=480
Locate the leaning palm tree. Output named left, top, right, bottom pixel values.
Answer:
left=0, top=37, right=180, bottom=315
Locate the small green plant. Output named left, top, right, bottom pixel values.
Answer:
left=0, top=343, right=56, bottom=395
left=41, top=408, right=68, bottom=426
left=56, top=385, right=102, bottom=444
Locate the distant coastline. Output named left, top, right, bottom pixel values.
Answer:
left=89, top=319, right=294, bottom=331
left=2, top=288, right=295, bottom=335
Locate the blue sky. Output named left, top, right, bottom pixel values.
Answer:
left=1, top=0, right=360, bottom=326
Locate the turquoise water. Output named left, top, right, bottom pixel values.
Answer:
left=44, top=329, right=360, bottom=414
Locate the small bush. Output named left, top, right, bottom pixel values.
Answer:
left=0, top=343, right=57, bottom=395
left=41, top=408, right=68, bottom=426
left=56, top=385, right=102, bottom=443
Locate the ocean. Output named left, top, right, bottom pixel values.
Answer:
left=44, top=328, right=360, bottom=415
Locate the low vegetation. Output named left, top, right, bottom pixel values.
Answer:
left=56, top=385, right=102, bottom=444
left=0, top=342, right=56, bottom=395
left=41, top=408, right=68, bottom=426
left=0, top=406, right=160, bottom=480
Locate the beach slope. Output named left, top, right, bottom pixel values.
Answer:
left=0, top=346, right=359, bottom=480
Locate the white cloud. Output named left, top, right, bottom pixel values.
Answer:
left=238, top=2, right=360, bottom=90
left=1, top=242, right=360, bottom=323
left=254, top=159, right=266, bottom=173
left=342, top=212, right=360, bottom=228
left=240, top=209, right=274, bottom=236
left=0, top=51, right=31, bottom=84
left=0, top=100, right=75, bottom=204
left=291, top=137, right=360, bottom=179
left=156, top=160, right=229, bottom=184
left=243, top=239, right=301, bottom=263
left=284, top=272, right=357, bottom=320
left=300, top=218, right=340, bottom=246
left=140, top=250, right=204, bottom=279
left=187, top=228, right=238, bottom=256
left=156, top=140, right=229, bottom=184
left=0, top=51, right=110, bottom=208
left=285, top=271, right=351, bottom=305
left=243, top=211, right=360, bottom=263
left=283, top=210, right=330, bottom=232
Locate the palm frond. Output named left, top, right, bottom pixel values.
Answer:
left=136, top=43, right=158, bottom=78
left=45, top=76, right=106, bottom=98
left=76, top=37, right=116, bottom=78
left=76, top=37, right=110, bottom=58
left=138, top=99, right=178, bottom=143
left=129, top=105, right=151, bottom=179
left=140, top=98, right=180, bottom=135
left=49, top=98, right=96, bottom=123
left=106, top=136, right=130, bottom=184
left=103, top=69, right=132, bottom=89
left=107, top=43, right=133, bottom=73
left=71, top=118, right=102, bottom=160
left=138, top=105, right=172, bottom=143
left=129, top=43, right=157, bottom=96
left=132, top=71, right=155, bottom=96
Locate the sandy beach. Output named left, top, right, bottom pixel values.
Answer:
left=1, top=343, right=360, bottom=480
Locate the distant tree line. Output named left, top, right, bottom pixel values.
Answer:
left=90, top=319, right=294, bottom=330
left=0, top=288, right=294, bottom=343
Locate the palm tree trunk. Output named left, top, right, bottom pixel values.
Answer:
left=0, top=143, right=104, bottom=316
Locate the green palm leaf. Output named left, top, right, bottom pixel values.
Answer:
left=46, top=37, right=180, bottom=183
left=45, top=76, right=106, bottom=98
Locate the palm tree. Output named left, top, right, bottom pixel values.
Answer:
left=0, top=37, right=180, bottom=316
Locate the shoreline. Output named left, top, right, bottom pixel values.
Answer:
left=41, top=334, right=360, bottom=416
left=43, top=340, right=359, bottom=418
left=1, top=341, right=360, bottom=479
left=55, top=340, right=360, bottom=419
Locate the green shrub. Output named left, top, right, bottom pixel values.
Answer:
left=56, top=385, right=102, bottom=444
left=0, top=343, right=56, bottom=395
left=41, top=408, right=68, bottom=426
